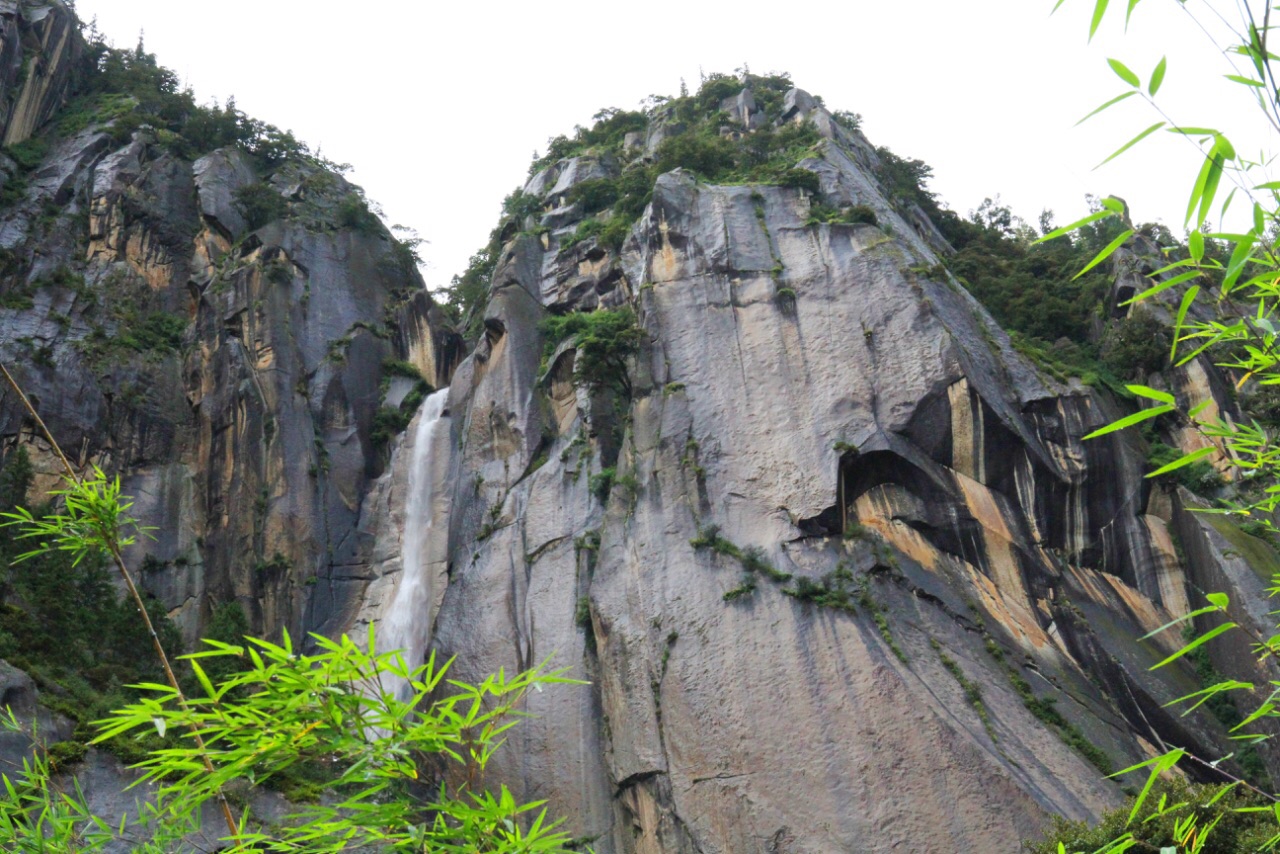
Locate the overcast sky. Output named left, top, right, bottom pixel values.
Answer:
left=72, top=0, right=1273, bottom=291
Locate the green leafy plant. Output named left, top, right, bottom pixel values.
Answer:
left=233, top=181, right=288, bottom=231
left=540, top=308, right=643, bottom=395
left=0, top=365, right=583, bottom=852
left=1036, top=1, right=1280, bottom=839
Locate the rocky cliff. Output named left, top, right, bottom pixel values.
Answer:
left=348, top=79, right=1280, bottom=852
left=0, top=11, right=1275, bottom=852
left=0, top=3, right=460, bottom=647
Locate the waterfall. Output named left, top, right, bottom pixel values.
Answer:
left=380, top=387, right=450, bottom=703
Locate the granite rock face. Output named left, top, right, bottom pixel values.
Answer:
left=348, top=86, right=1276, bottom=852
left=0, top=18, right=461, bottom=645
left=0, top=1, right=79, bottom=146
left=0, top=31, right=1273, bottom=850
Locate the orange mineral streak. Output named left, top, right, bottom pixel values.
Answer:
left=854, top=478, right=1058, bottom=658
left=648, top=215, right=680, bottom=283
left=1060, top=563, right=1181, bottom=659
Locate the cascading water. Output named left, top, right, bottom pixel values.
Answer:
left=380, top=387, right=450, bottom=702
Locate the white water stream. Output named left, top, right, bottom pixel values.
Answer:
left=380, top=387, right=450, bottom=702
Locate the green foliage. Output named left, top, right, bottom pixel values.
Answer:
left=441, top=187, right=553, bottom=337
left=691, top=525, right=792, bottom=590
left=931, top=639, right=995, bottom=740
left=1240, top=519, right=1273, bottom=540
left=71, top=36, right=316, bottom=164
left=503, top=189, right=544, bottom=224
left=721, top=578, right=757, bottom=601
left=442, top=245, right=496, bottom=340
left=115, top=312, right=187, bottom=354
left=874, top=146, right=942, bottom=218
left=561, top=217, right=606, bottom=250
left=785, top=563, right=858, bottom=612
left=575, top=596, right=592, bottom=630
left=983, top=627, right=1112, bottom=775
left=1184, top=634, right=1270, bottom=788
left=336, top=192, right=382, bottom=234
left=0, top=417, right=581, bottom=851
left=233, top=181, right=288, bottom=231
left=253, top=552, right=290, bottom=576
left=589, top=468, right=616, bottom=502
left=44, top=739, right=88, bottom=771
left=0, top=446, right=32, bottom=510
left=1147, top=442, right=1223, bottom=495
left=655, top=132, right=739, bottom=180
left=832, top=109, right=863, bottom=130
left=0, top=631, right=582, bottom=852
left=1101, top=309, right=1172, bottom=379
left=370, top=402, right=415, bottom=449
left=1026, top=779, right=1276, bottom=854
left=941, top=197, right=1119, bottom=347
left=0, top=464, right=184, bottom=763
left=777, top=168, right=820, bottom=194
left=540, top=307, right=643, bottom=395
left=4, top=137, right=47, bottom=171
left=369, top=362, right=434, bottom=450
left=566, top=178, right=620, bottom=213
left=381, top=358, right=424, bottom=380
left=806, top=202, right=878, bottom=227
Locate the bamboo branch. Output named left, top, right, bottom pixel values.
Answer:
left=0, top=359, right=242, bottom=844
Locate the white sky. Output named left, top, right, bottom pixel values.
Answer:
left=72, top=0, right=1276, bottom=291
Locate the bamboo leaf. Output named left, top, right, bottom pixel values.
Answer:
left=1121, top=270, right=1203, bottom=305
left=1096, top=123, right=1165, bottom=168
left=1037, top=208, right=1115, bottom=243
left=1197, top=148, right=1226, bottom=227
left=1082, top=404, right=1173, bottom=440
left=1126, top=0, right=1142, bottom=26
left=1150, top=622, right=1237, bottom=669
left=1138, top=604, right=1224, bottom=641
left=1148, top=56, right=1166, bottom=95
left=1108, top=57, right=1140, bottom=87
left=1147, top=446, right=1215, bottom=478
left=1232, top=701, right=1276, bottom=732
left=1127, top=385, right=1176, bottom=404
left=1091, top=0, right=1111, bottom=40
left=1108, top=750, right=1185, bottom=825
left=1074, top=229, right=1134, bottom=279
left=1226, top=73, right=1266, bottom=87
left=1076, top=90, right=1138, bottom=125
left=1173, top=285, right=1199, bottom=360
left=1220, top=236, right=1256, bottom=295
left=1166, top=680, right=1253, bottom=716
left=1220, top=186, right=1238, bottom=222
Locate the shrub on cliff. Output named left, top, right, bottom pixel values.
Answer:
left=1100, top=310, right=1171, bottom=380
left=540, top=307, right=643, bottom=395
left=233, top=181, right=288, bottom=231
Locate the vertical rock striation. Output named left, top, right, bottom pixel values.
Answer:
left=346, top=83, right=1277, bottom=852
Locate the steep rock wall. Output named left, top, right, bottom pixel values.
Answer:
left=350, top=88, right=1272, bottom=852
left=0, top=116, right=460, bottom=645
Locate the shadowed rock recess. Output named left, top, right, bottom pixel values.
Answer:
left=0, top=7, right=1276, bottom=850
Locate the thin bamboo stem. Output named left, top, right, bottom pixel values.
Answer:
left=0, top=359, right=241, bottom=844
